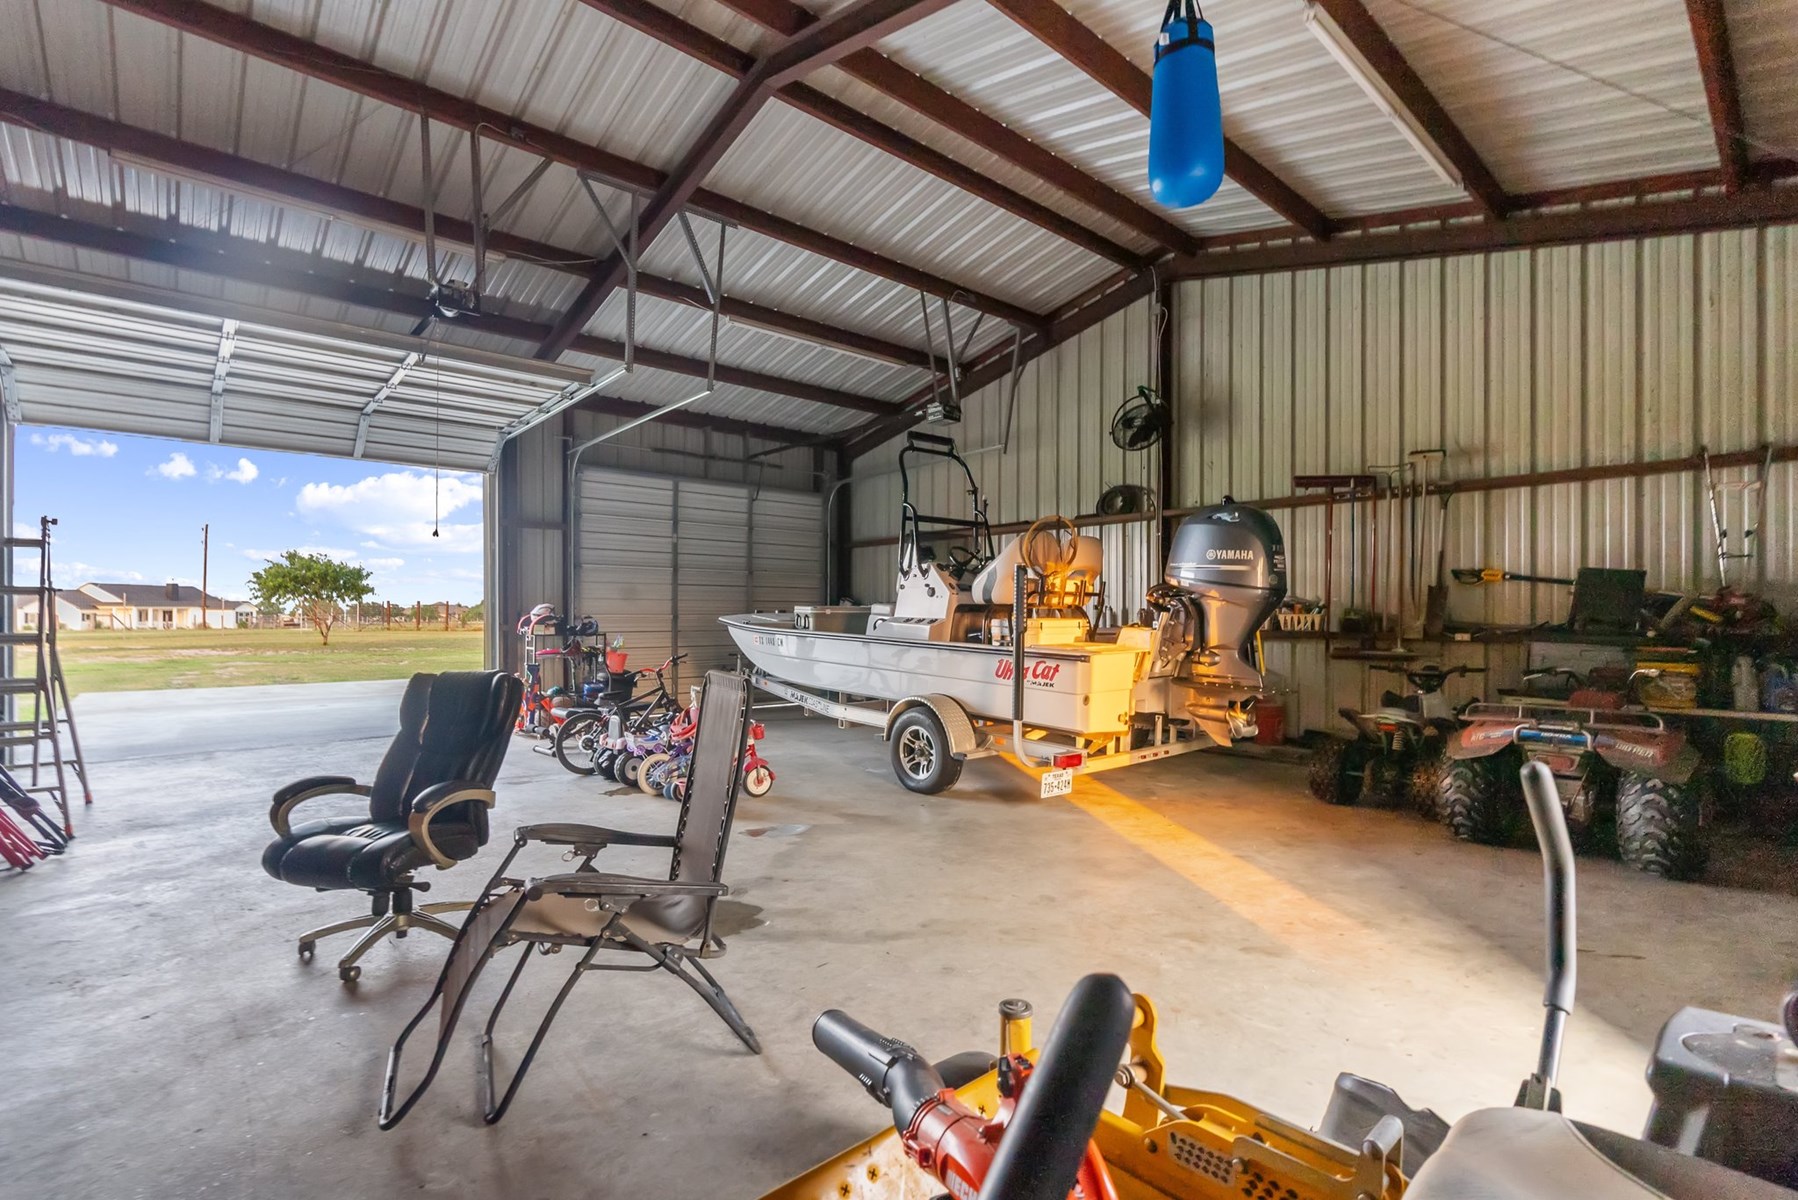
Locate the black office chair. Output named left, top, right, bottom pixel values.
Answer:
left=261, top=670, right=524, bottom=983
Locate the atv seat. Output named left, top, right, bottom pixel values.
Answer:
left=1405, top=1107, right=1791, bottom=1199
left=1381, top=690, right=1421, bottom=713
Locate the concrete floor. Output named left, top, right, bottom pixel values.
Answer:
left=4, top=683, right=1796, bottom=1199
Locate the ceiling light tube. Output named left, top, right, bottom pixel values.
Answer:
left=1302, top=2, right=1462, bottom=190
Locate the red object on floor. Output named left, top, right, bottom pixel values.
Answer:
left=1254, top=701, right=1286, bottom=745
left=0, top=808, right=45, bottom=869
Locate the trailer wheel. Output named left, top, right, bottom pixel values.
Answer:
left=1616, top=774, right=1707, bottom=880
left=890, top=708, right=962, bottom=794
left=1438, top=753, right=1520, bottom=845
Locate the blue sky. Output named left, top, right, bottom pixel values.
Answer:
left=13, top=426, right=485, bottom=604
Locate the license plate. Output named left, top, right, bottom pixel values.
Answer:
left=1039, top=768, right=1074, bottom=798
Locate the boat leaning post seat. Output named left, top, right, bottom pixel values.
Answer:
left=261, top=670, right=524, bottom=984
left=378, top=669, right=760, bottom=1129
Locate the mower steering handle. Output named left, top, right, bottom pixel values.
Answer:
left=812, top=1010, right=946, bottom=1133
left=982, top=973, right=1135, bottom=1200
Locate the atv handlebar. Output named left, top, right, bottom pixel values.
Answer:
left=811, top=1010, right=946, bottom=1133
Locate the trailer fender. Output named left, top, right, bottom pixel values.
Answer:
left=885, top=694, right=981, bottom=759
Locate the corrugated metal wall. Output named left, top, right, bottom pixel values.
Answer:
left=489, top=406, right=824, bottom=671
left=852, top=224, right=1798, bottom=735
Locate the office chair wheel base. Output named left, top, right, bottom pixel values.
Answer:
left=339, top=965, right=361, bottom=984
left=298, top=941, right=316, bottom=962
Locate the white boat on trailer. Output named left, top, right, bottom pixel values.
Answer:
left=721, top=432, right=1288, bottom=795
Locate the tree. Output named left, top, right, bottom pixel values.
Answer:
left=249, top=551, right=375, bottom=645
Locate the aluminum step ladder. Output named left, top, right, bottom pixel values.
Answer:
left=2, top=516, right=91, bottom=836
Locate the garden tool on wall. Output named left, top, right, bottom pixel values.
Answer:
left=1451, top=567, right=1576, bottom=586
left=1367, top=462, right=1412, bottom=647
left=1408, top=449, right=1447, bottom=637
left=1294, top=474, right=1375, bottom=634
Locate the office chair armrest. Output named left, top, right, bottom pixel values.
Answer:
left=268, top=775, right=372, bottom=838
left=523, top=873, right=727, bottom=902
left=407, top=781, right=498, bottom=870
left=512, top=823, right=679, bottom=851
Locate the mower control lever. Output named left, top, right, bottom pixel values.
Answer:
left=1517, top=761, right=1577, bottom=1111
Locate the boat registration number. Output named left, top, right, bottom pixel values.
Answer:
left=1039, top=768, right=1074, bottom=798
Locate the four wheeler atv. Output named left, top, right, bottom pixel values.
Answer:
left=1309, top=663, right=1484, bottom=815
left=1442, top=699, right=1705, bottom=878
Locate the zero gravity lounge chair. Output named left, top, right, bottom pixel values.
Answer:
left=379, top=669, right=760, bottom=1128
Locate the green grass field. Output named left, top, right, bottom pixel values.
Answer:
left=23, top=627, right=485, bottom=697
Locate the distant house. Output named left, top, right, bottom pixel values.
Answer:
left=16, top=582, right=255, bottom=631
left=16, top=589, right=103, bottom=631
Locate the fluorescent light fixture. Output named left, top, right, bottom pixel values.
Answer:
left=1301, top=2, right=1462, bottom=190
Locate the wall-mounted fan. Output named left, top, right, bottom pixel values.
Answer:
left=1110, top=385, right=1171, bottom=451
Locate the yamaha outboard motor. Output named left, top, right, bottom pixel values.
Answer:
left=1162, top=498, right=1287, bottom=741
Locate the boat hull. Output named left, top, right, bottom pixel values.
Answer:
left=722, top=614, right=1144, bottom=737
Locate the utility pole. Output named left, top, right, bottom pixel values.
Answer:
left=200, top=523, right=209, bottom=630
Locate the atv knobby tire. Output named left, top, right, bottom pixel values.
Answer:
left=1616, top=774, right=1707, bottom=880
left=1408, top=758, right=1447, bottom=818
left=1308, top=739, right=1370, bottom=805
left=1438, top=753, right=1520, bottom=845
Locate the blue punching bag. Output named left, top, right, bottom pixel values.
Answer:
left=1148, top=0, right=1225, bottom=209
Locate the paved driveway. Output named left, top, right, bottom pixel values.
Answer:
left=71, top=679, right=411, bottom=763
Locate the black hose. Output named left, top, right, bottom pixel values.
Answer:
left=980, top=973, right=1135, bottom=1200
left=812, top=1010, right=946, bottom=1133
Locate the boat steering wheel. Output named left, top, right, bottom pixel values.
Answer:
left=1021, top=515, right=1078, bottom=578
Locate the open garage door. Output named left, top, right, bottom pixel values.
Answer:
left=576, top=467, right=823, bottom=689
left=0, top=275, right=590, bottom=471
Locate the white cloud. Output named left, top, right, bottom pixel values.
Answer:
left=205, top=457, right=259, bottom=484
left=243, top=545, right=362, bottom=564
left=153, top=452, right=196, bottom=480
left=31, top=432, right=119, bottom=458
left=296, top=470, right=484, bottom=553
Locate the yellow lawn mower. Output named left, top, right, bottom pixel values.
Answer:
left=762, top=764, right=1798, bottom=1200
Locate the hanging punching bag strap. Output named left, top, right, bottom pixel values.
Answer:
left=1156, top=0, right=1211, bottom=62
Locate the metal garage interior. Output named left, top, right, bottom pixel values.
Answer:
left=3, top=1, right=1798, bottom=1198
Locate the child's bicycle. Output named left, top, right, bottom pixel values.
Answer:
left=639, top=706, right=774, bottom=800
